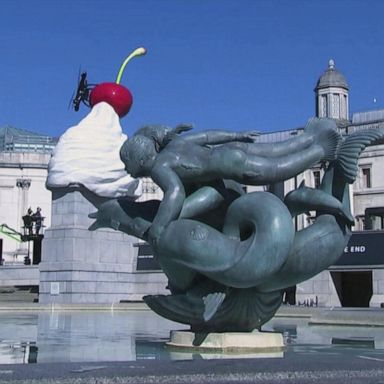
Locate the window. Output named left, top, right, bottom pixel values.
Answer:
left=332, top=93, right=340, bottom=119
left=321, top=95, right=328, bottom=117
left=313, top=170, right=321, bottom=189
left=362, top=167, right=371, bottom=189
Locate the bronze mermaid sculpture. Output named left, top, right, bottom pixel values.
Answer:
left=89, top=118, right=384, bottom=332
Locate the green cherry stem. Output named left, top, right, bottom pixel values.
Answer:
left=116, top=47, right=147, bottom=84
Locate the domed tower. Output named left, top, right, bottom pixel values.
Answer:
left=315, top=59, right=349, bottom=122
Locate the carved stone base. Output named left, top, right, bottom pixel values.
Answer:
left=166, top=330, right=284, bottom=357
left=39, top=187, right=167, bottom=304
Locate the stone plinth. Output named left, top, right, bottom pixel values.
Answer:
left=370, top=269, right=384, bottom=307
left=39, top=188, right=167, bottom=304
left=167, top=330, right=284, bottom=355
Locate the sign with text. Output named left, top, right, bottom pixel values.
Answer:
left=334, top=231, right=384, bottom=267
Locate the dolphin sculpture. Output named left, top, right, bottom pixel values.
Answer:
left=88, top=124, right=384, bottom=332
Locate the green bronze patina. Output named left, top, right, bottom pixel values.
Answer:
left=89, top=119, right=384, bottom=332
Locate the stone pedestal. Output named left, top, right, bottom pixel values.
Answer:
left=39, top=188, right=167, bottom=304
left=166, top=330, right=284, bottom=358
left=370, top=269, right=384, bottom=307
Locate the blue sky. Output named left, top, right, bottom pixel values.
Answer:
left=1, top=0, right=384, bottom=137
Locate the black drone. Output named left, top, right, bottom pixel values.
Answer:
left=71, top=72, right=95, bottom=111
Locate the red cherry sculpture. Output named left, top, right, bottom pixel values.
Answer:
left=90, top=83, right=133, bottom=118
left=89, top=47, right=146, bottom=118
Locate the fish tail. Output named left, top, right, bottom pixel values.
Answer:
left=341, top=184, right=355, bottom=225
left=336, top=128, right=384, bottom=183
left=203, top=292, right=226, bottom=322
left=304, top=118, right=342, bottom=161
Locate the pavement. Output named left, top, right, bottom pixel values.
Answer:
left=0, top=288, right=383, bottom=383
left=0, top=349, right=384, bottom=384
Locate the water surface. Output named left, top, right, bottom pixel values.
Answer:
left=0, top=311, right=383, bottom=364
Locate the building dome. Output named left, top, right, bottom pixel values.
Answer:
left=315, top=59, right=349, bottom=90
left=314, top=59, right=349, bottom=121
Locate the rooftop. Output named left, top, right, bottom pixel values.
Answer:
left=0, top=125, right=58, bottom=153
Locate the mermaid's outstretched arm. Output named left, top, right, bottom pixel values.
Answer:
left=178, top=130, right=259, bottom=146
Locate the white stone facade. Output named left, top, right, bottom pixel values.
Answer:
left=0, top=152, right=52, bottom=264
left=353, top=142, right=384, bottom=229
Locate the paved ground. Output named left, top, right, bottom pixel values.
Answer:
left=0, top=288, right=383, bottom=383
left=0, top=351, right=384, bottom=384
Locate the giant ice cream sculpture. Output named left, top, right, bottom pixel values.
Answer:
left=46, top=102, right=141, bottom=197
left=46, top=48, right=147, bottom=198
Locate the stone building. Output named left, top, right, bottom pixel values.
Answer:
left=251, top=60, right=384, bottom=308
left=0, top=126, right=57, bottom=264
left=305, top=61, right=384, bottom=308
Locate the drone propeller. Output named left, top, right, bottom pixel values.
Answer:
left=68, top=68, right=81, bottom=110
left=67, top=90, right=75, bottom=111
